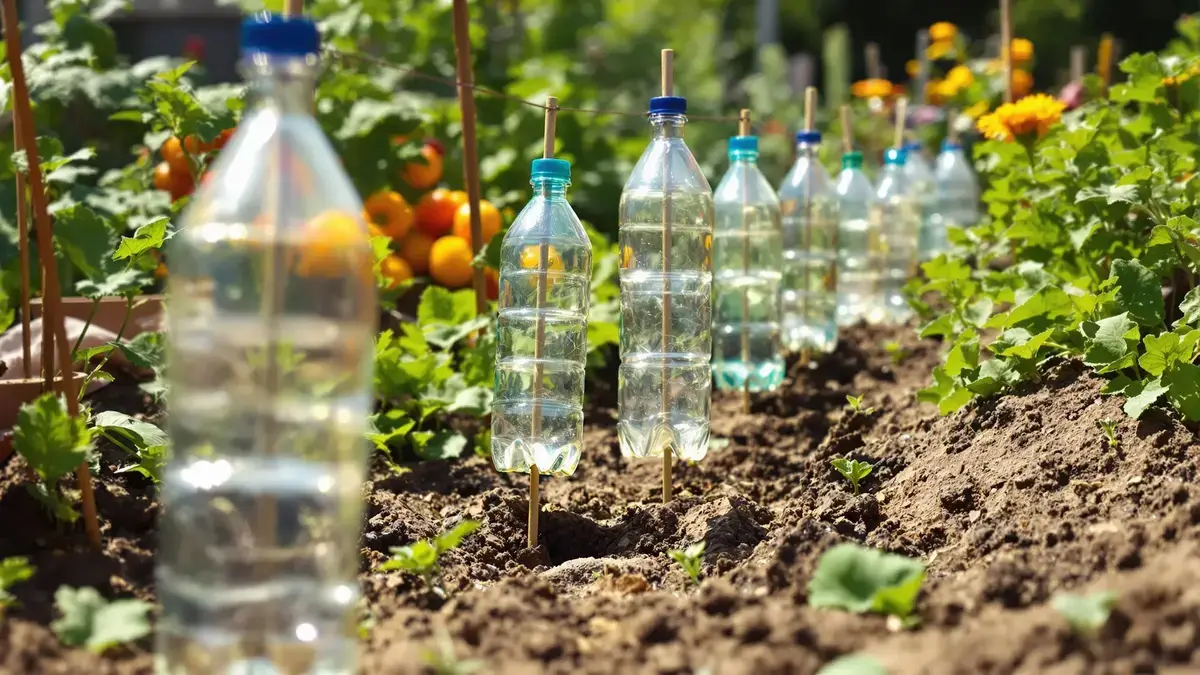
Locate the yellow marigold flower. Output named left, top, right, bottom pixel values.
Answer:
left=927, top=40, right=954, bottom=61
left=1010, top=38, right=1034, bottom=65
left=1012, top=69, right=1033, bottom=97
left=965, top=101, right=990, bottom=119
left=975, top=93, right=1065, bottom=142
left=929, top=22, right=957, bottom=43
left=907, top=59, right=920, bottom=78
left=851, top=78, right=893, bottom=99
left=946, top=65, right=974, bottom=89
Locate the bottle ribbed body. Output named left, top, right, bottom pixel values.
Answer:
left=492, top=166, right=591, bottom=476
left=834, top=157, right=881, bottom=327
left=158, top=18, right=374, bottom=675
left=618, top=112, right=714, bottom=462
left=934, top=143, right=980, bottom=243
left=778, top=139, right=839, bottom=353
left=903, top=144, right=941, bottom=262
left=712, top=140, right=784, bottom=392
left=871, top=151, right=920, bottom=323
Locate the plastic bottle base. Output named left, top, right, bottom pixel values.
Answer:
left=491, top=438, right=582, bottom=476
left=617, top=419, right=709, bottom=462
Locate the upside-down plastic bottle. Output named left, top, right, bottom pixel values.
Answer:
left=834, top=150, right=881, bottom=326
left=778, top=130, right=839, bottom=353
left=158, top=13, right=375, bottom=675
left=618, top=94, right=714, bottom=462
left=712, top=134, right=784, bottom=391
left=872, top=147, right=920, bottom=323
left=492, top=158, right=592, bottom=475
left=934, top=138, right=980, bottom=241
left=902, top=141, right=939, bottom=262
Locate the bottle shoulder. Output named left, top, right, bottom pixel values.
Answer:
left=622, top=136, right=713, bottom=195
left=714, top=163, right=781, bottom=208
left=503, top=196, right=590, bottom=245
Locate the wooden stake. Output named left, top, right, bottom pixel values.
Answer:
left=1000, top=0, right=1013, bottom=103
left=451, top=0, right=488, bottom=320
left=3, top=0, right=100, bottom=550
left=947, top=108, right=960, bottom=145
left=893, top=97, right=907, bottom=150
left=737, top=109, right=752, bottom=415
left=1098, top=35, right=1114, bottom=89
left=840, top=105, right=853, bottom=154
left=527, top=95, right=558, bottom=550
left=660, top=48, right=673, bottom=505
left=282, top=0, right=303, bottom=17
left=1070, top=45, right=1086, bottom=81
left=865, top=43, right=881, bottom=80
left=804, top=86, right=817, bottom=132
left=800, top=87, right=819, bottom=367
left=14, top=113, right=31, bottom=379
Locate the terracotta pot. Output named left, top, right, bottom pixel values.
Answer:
left=0, top=371, right=88, bottom=429
left=30, top=295, right=163, bottom=339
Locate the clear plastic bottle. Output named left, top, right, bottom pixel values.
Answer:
left=871, top=147, right=921, bottom=323
left=934, top=139, right=980, bottom=243
left=834, top=150, right=881, bottom=326
left=618, top=95, right=714, bottom=462
left=711, top=134, right=784, bottom=391
left=778, top=130, right=839, bottom=353
left=158, top=14, right=374, bottom=675
left=492, top=158, right=591, bottom=475
left=902, top=141, right=939, bottom=263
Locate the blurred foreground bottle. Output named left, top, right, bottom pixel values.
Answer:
left=158, top=13, right=375, bottom=675
left=712, top=133, right=783, bottom=392
left=902, top=141, right=939, bottom=262
left=872, top=148, right=920, bottom=323
left=834, top=150, right=881, bottom=326
left=492, top=158, right=591, bottom=475
left=618, top=94, right=714, bottom=462
left=778, top=130, right=839, bottom=353
left=934, top=138, right=980, bottom=244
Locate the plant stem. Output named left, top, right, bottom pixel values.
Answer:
left=79, top=296, right=133, bottom=403
left=70, top=298, right=101, bottom=361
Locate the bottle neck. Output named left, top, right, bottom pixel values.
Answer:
left=242, top=55, right=318, bottom=114
left=650, top=113, right=686, bottom=138
left=729, top=152, right=758, bottom=164
left=532, top=178, right=568, bottom=198
left=796, top=141, right=820, bottom=158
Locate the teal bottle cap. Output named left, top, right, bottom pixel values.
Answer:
left=728, top=135, right=758, bottom=157
left=842, top=151, right=863, bottom=169
left=884, top=148, right=908, bottom=165
left=531, top=158, right=570, bottom=182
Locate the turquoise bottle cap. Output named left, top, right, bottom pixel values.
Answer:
left=884, top=148, right=908, bottom=165
left=727, top=135, right=758, bottom=155
left=842, top=151, right=863, bottom=169
left=531, top=158, right=570, bottom=182
left=941, top=139, right=963, bottom=151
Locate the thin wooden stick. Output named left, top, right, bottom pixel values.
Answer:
left=803, top=87, right=817, bottom=132
left=947, top=108, right=960, bottom=145
left=14, top=112, right=30, bottom=379
left=840, top=105, right=853, bottom=154
left=737, top=109, right=751, bottom=415
left=1070, top=45, right=1086, bottom=81
left=893, top=97, right=907, bottom=150
left=865, top=43, right=881, bottom=80
left=3, top=0, right=100, bottom=550
left=1000, top=0, right=1013, bottom=103
left=1098, top=35, right=1114, bottom=89
left=660, top=48, right=673, bottom=505
left=800, top=87, right=819, bottom=367
left=527, top=95, right=557, bottom=550
left=282, top=0, right=303, bottom=17
left=452, top=0, right=488, bottom=321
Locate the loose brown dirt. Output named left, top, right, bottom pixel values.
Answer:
left=2, top=324, right=1198, bottom=674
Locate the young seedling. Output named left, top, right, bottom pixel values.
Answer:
left=831, top=458, right=874, bottom=496
left=845, top=395, right=876, bottom=416
left=0, top=557, right=34, bottom=613
left=13, top=394, right=95, bottom=523
left=1052, top=590, right=1117, bottom=636
left=380, top=520, right=480, bottom=593
left=668, top=540, right=706, bottom=585
left=883, top=340, right=907, bottom=365
left=1096, top=419, right=1119, bottom=449
left=808, top=543, right=925, bottom=621
left=51, top=586, right=152, bottom=653
left=421, top=631, right=484, bottom=675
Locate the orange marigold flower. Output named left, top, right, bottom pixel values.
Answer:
left=929, top=22, right=957, bottom=43
left=851, top=78, right=893, bottom=99
left=927, top=39, right=955, bottom=61
left=1012, top=69, right=1033, bottom=97
left=976, top=93, right=1065, bottom=142
left=1009, top=38, right=1034, bottom=65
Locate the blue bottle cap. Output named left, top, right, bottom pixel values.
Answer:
left=796, top=130, right=821, bottom=144
left=884, top=148, right=908, bottom=165
left=728, top=136, right=758, bottom=155
left=648, top=96, right=687, bottom=115
left=941, top=139, right=963, bottom=151
left=531, top=158, right=570, bottom=182
left=241, top=12, right=320, bottom=58
left=903, top=141, right=923, bottom=153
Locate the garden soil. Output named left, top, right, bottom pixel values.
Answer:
left=2, top=324, right=1199, bottom=674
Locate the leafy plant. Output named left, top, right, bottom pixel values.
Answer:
left=380, top=520, right=481, bottom=591
left=1096, top=418, right=1120, bottom=448
left=1052, top=590, right=1118, bottom=636
left=51, top=586, right=152, bottom=653
left=12, top=394, right=94, bottom=523
left=845, top=395, right=875, bottom=416
left=883, top=341, right=907, bottom=365
left=668, top=540, right=706, bottom=585
left=807, top=543, right=926, bottom=621
left=0, top=557, right=35, bottom=613
left=90, top=411, right=167, bottom=483
left=830, top=458, right=874, bottom=496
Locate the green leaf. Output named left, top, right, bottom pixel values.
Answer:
left=113, top=332, right=165, bottom=371
left=807, top=543, right=925, bottom=619
left=1110, top=259, right=1165, bottom=329
left=918, top=314, right=955, bottom=339
left=1139, top=330, right=1200, bottom=377
left=0, top=557, right=35, bottom=610
left=92, top=411, right=168, bottom=448
left=75, top=269, right=151, bottom=300
left=1051, top=591, right=1117, bottom=635
left=943, top=331, right=979, bottom=377
left=410, top=430, right=468, bottom=461
left=1178, top=287, right=1200, bottom=326
left=1081, top=313, right=1139, bottom=372
left=434, top=520, right=481, bottom=552
left=448, top=386, right=493, bottom=415
left=54, top=205, right=115, bottom=280
left=816, top=655, right=888, bottom=675
left=51, top=587, right=152, bottom=653
left=112, top=217, right=170, bottom=261
left=965, top=358, right=1022, bottom=397
left=365, top=410, right=416, bottom=453
left=12, top=394, right=93, bottom=483
left=1075, top=183, right=1139, bottom=205
left=1164, top=363, right=1200, bottom=421
left=995, top=328, right=1055, bottom=360
left=1123, top=377, right=1169, bottom=419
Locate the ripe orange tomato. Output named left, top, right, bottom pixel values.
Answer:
left=519, top=244, right=564, bottom=288
left=403, top=143, right=444, bottom=190
left=398, top=230, right=436, bottom=275
left=414, top=188, right=461, bottom=237
left=294, top=210, right=372, bottom=279
left=215, top=128, right=235, bottom=149
left=153, top=162, right=194, bottom=202
left=429, top=236, right=474, bottom=288
left=161, top=136, right=191, bottom=175
left=363, top=190, right=414, bottom=240
left=380, top=254, right=414, bottom=290
left=451, top=199, right=502, bottom=247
